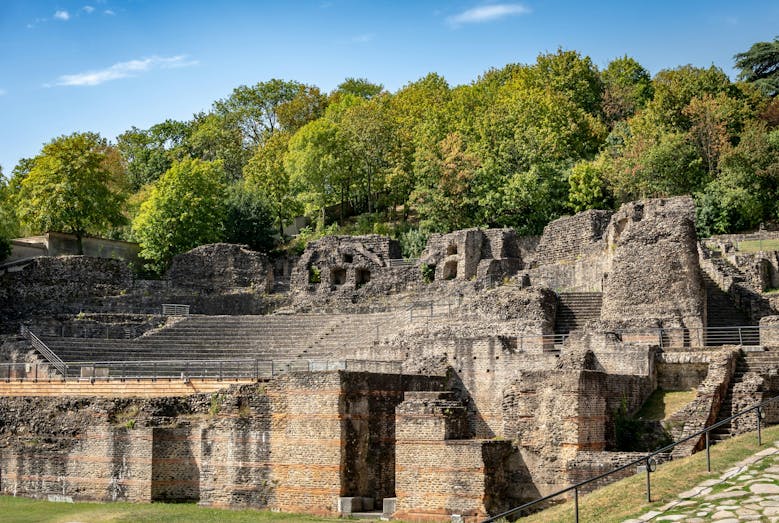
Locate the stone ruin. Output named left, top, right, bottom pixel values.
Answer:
left=1, top=195, right=779, bottom=521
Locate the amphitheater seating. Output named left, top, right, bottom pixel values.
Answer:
left=38, top=312, right=408, bottom=378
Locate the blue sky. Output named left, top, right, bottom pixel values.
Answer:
left=1, top=0, right=778, bottom=175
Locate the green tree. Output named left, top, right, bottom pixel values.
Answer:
left=333, top=78, right=384, bottom=100
left=116, top=120, right=192, bottom=190
left=276, top=85, right=328, bottom=133
left=735, top=37, right=779, bottom=97
left=568, top=160, right=612, bottom=212
left=214, top=79, right=306, bottom=147
left=15, top=132, right=126, bottom=254
left=132, top=158, right=227, bottom=273
left=648, top=65, right=733, bottom=130
left=0, top=166, right=13, bottom=261
left=411, top=133, right=481, bottom=231
left=601, top=56, right=654, bottom=125
left=286, top=119, right=353, bottom=227
left=388, top=73, right=452, bottom=216
left=338, top=95, right=397, bottom=213
left=223, top=181, right=276, bottom=252
left=187, top=112, right=247, bottom=181
left=513, top=49, right=604, bottom=116
left=244, top=131, right=299, bottom=236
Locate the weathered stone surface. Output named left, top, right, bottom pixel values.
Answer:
left=0, top=256, right=133, bottom=327
left=166, top=243, right=273, bottom=293
left=601, top=197, right=705, bottom=333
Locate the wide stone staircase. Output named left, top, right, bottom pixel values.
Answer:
left=554, top=292, right=603, bottom=335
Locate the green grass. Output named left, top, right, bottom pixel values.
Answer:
left=519, top=424, right=779, bottom=523
left=636, top=388, right=697, bottom=421
left=0, top=497, right=361, bottom=523
left=737, top=239, right=779, bottom=252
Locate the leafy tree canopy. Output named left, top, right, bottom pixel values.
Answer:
left=132, top=158, right=227, bottom=273
left=735, top=37, right=779, bottom=97
left=15, top=132, right=126, bottom=253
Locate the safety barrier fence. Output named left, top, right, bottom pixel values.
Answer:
left=481, top=394, right=779, bottom=523
left=0, top=358, right=403, bottom=382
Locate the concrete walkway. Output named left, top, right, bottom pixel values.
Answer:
left=626, top=440, right=779, bottom=522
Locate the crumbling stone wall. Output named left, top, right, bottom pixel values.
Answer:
left=0, top=256, right=133, bottom=328
left=421, top=228, right=523, bottom=282
left=527, top=210, right=611, bottom=292
left=290, top=235, right=421, bottom=308
left=532, top=210, right=612, bottom=266
left=665, top=347, right=738, bottom=457
left=601, top=197, right=705, bottom=336
left=166, top=243, right=273, bottom=293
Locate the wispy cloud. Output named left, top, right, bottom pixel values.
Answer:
left=104, top=9, right=115, bottom=15
left=351, top=33, right=374, bottom=43
left=51, top=55, right=198, bottom=87
left=446, top=3, right=530, bottom=27
left=82, top=5, right=95, bottom=14
left=53, top=10, right=71, bottom=21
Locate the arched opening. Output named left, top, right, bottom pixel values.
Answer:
left=446, top=244, right=458, bottom=256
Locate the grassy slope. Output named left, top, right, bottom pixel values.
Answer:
left=519, top=424, right=779, bottom=523
left=0, top=497, right=355, bottom=523
left=636, top=388, right=697, bottom=421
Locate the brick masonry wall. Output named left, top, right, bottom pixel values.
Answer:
left=0, top=426, right=153, bottom=502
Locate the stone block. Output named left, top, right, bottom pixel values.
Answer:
left=338, top=496, right=362, bottom=514
left=382, top=497, right=396, bottom=517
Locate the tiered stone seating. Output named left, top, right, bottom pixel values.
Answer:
left=38, top=312, right=405, bottom=377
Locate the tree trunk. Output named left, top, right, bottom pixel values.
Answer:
left=75, top=232, right=84, bottom=255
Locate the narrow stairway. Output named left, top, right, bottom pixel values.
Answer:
left=554, top=292, right=603, bottom=335
left=702, top=273, right=758, bottom=346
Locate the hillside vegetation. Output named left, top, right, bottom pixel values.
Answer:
left=1, top=38, right=778, bottom=271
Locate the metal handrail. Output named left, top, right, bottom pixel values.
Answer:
left=0, top=357, right=403, bottom=382
left=19, top=326, right=68, bottom=377
left=482, top=393, right=779, bottom=522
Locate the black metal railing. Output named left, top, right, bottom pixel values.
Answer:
left=482, top=394, right=779, bottom=523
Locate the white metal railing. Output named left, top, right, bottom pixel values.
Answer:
left=19, top=325, right=68, bottom=377
left=162, top=304, right=190, bottom=316
left=388, top=258, right=418, bottom=267
left=0, top=358, right=403, bottom=382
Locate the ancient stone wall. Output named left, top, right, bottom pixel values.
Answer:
left=0, top=256, right=133, bottom=328
left=166, top=243, right=273, bottom=294
left=601, top=197, right=705, bottom=334
left=665, top=348, right=738, bottom=457
left=532, top=210, right=611, bottom=266
left=394, top=391, right=515, bottom=521
left=420, top=228, right=523, bottom=283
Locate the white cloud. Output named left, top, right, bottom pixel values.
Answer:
left=52, top=55, right=198, bottom=87
left=54, top=10, right=71, bottom=21
left=446, top=3, right=530, bottom=27
left=104, top=9, right=115, bottom=15
left=83, top=5, right=95, bottom=14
